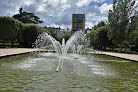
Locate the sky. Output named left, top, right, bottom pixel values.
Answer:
left=0, top=0, right=137, bottom=28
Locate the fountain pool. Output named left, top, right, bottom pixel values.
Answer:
left=0, top=52, right=137, bottom=91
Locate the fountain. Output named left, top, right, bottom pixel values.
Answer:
left=0, top=32, right=137, bottom=91
left=33, top=31, right=90, bottom=72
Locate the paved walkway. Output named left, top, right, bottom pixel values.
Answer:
left=88, top=51, right=138, bottom=62
left=0, top=48, right=40, bottom=57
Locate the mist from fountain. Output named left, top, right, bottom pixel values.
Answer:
left=33, top=31, right=90, bottom=72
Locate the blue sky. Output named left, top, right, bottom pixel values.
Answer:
left=0, top=0, right=137, bottom=28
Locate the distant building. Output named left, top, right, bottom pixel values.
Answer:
left=42, top=26, right=71, bottom=39
left=72, top=13, right=85, bottom=33
left=56, top=28, right=71, bottom=39
left=85, top=27, right=92, bottom=34
left=42, top=26, right=61, bottom=33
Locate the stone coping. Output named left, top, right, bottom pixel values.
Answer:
left=88, top=51, right=138, bottom=62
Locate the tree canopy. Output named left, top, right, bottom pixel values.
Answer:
left=92, top=21, right=106, bottom=30
left=13, top=7, right=43, bottom=24
left=108, top=0, right=136, bottom=48
left=87, top=26, right=111, bottom=50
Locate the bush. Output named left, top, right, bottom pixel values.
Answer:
left=18, top=24, right=46, bottom=47
left=0, top=16, right=24, bottom=47
left=86, top=26, right=111, bottom=50
left=130, top=45, right=138, bottom=51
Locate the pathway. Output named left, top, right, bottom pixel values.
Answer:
left=0, top=48, right=40, bottom=57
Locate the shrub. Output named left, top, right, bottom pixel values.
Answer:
left=0, top=16, right=24, bottom=47
left=18, top=24, right=46, bottom=47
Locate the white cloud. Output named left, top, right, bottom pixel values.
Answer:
left=37, top=4, right=46, bottom=12
left=24, top=0, right=35, bottom=6
left=76, top=0, right=92, bottom=7
left=86, top=22, right=95, bottom=28
left=60, top=0, right=67, bottom=4
left=76, top=0, right=107, bottom=7
left=99, top=3, right=112, bottom=15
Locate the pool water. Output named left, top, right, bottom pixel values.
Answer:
left=0, top=52, right=137, bottom=92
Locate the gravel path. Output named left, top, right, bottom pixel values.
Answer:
left=88, top=51, right=138, bottom=62
left=0, top=48, right=40, bottom=57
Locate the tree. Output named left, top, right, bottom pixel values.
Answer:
left=58, top=34, right=71, bottom=43
left=128, top=13, right=138, bottom=44
left=129, top=20, right=138, bottom=51
left=92, top=21, right=106, bottom=30
left=96, top=26, right=111, bottom=50
left=87, top=26, right=112, bottom=50
left=108, top=0, right=136, bottom=49
left=13, top=7, right=43, bottom=24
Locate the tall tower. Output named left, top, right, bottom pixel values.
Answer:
left=72, top=13, right=85, bottom=33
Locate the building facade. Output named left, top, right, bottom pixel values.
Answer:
left=72, top=13, right=85, bottom=33
left=42, top=26, right=71, bottom=39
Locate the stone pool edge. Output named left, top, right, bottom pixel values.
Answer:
left=0, top=49, right=137, bottom=62
left=87, top=51, right=138, bottom=62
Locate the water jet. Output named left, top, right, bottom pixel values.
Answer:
left=33, top=31, right=90, bottom=72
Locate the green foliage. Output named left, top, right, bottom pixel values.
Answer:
left=92, top=21, right=106, bottom=30
left=132, top=28, right=138, bottom=47
left=18, top=24, right=46, bottom=47
left=0, top=16, right=46, bottom=48
left=48, top=30, right=57, bottom=39
left=58, top=34, right=71, bottom=43
left=108, top=0, right=136, bottom=47
left=86, top=29, right=97, bottom=47
left=129, top=17, right=138, bottom=46
left=96, top=26, right=112, bottom=50
left=13, top=7, right=43, bottom=24
left=87, top=26, right=111, bottom=50
left=0, top=16, right=24, bottom=44
left=122, top=41, right=130, bottom=49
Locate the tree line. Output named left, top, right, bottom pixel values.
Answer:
left=0, top=7, right=47, bottom=48
left=0, top=16, right=48, bottom=48
left=87, top=0, right=138, bottom=52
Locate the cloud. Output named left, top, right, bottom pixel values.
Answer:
left=0, top=0, right=114, bottom=28
left=76, top=0, right=107, bottom=7
left=99, top=3, right=112, bottom=15
left=0, top=0, right=25, bottom=16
